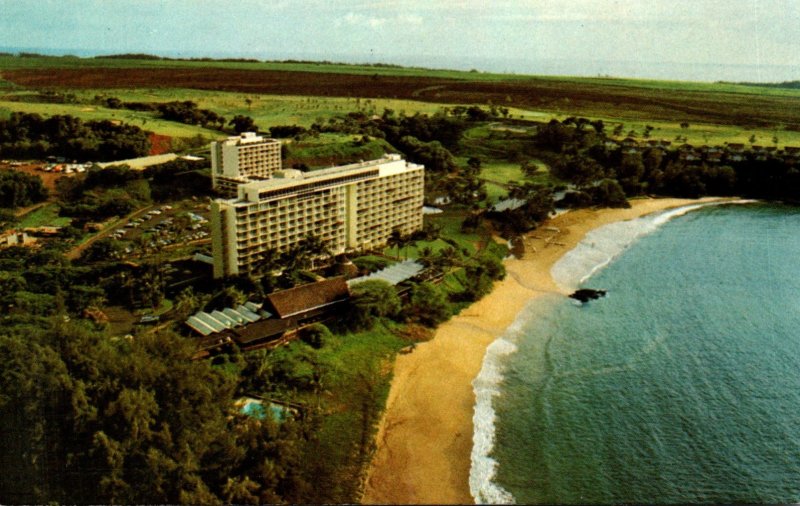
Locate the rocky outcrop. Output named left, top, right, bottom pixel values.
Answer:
left=569, top=288, right=607, bottom=303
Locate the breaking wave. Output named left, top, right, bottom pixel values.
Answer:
left=469, top=315, right=526, bottom=504
left=550, top=201, right=754, bottom=291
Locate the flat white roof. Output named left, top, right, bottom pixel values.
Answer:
left=97, top=153, right=178, bottom=170
left=239, top=154, right=415, bottom=191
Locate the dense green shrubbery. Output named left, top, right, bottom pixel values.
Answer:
left=347, top=279, right=401, bottom=331
left=535, top=117, right=800, bottom=202
left=0, top=324, right=310, bottom=504
left=56, top=159, right=210, bottom=221
left=0, top=170, right=48, bottom=208
left=403, top=282, right=452, bottom=326
left=0, top=112, right=150, bottom=161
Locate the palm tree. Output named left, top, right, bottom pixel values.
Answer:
left=400, top=233, right=413, bottom=260
left=298, top=233, right=332, bottom=269
left=252, top=248, right=280, bottom=278
left=418, top=246, right=436, bottom=268
left=387, top=229, right=403, bottom=259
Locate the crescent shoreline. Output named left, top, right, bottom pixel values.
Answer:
left=361, top=197, right=732, bottom=505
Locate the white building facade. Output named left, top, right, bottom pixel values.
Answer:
left=211, top=154, right=424, bottom=278
left=210, top=132, right=282, bottom=194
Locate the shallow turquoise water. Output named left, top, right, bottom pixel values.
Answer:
left=475, top=204, right=800, bottom=504
left=241, top=400, right=288, bottom=422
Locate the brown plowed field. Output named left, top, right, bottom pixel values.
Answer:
left=4, top=67, right=800, bottom=127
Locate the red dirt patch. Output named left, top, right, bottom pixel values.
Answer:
left=0, top=163, right=70, bottom=194
left=148, top=133, right=172, bottom=155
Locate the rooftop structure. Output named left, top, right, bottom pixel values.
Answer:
left=210, top=132, right=282, bottom=194
left=0, top=230, right=36, bottom=249
left=97, top=153, right=179, bottom=170
left=187, top=279, right=352, bottom=358
left=211, top=154, right=424, bottom=278
left=265, top=277, right=350, bottom=319
left=491, top=198, right=527, bottom=212
left=186, top=301, right=271, bottom=337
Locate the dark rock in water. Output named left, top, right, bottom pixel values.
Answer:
left=569, top=288, right=607, bottom=303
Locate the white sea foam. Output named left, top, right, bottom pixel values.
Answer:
left=469, top=313, right=529, bottom=504
left=551, top=201, right=755, bottom=291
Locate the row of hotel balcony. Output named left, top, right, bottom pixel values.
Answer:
left=236, top=210, right=341, bottom=228
left=236, top=222, right=341, bottom=241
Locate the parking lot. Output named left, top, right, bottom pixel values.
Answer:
left=104, top=199, right=212, bottom=258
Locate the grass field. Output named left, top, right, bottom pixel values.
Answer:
left=5, top=59, right=800, bottom=129
left=64, top=88, right=449, bottom=127
left=0, top=97, right=214, bottom=138
left=16, top=203, right=71, bottom=228
left=5, top=55, right=800, bottom=151
left=4, top=55, right=800, bottom=96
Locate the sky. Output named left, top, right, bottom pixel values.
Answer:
left=1, top=0, right=799, bottom=82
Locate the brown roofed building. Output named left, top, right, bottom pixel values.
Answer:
left=232, top=318, right=293, bottom=348
left=266, top=277, right=350, bottom=320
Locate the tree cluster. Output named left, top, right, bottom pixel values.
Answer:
left=156, top=101, right=227, bottom=130
left=0, top=169, right=49, bottom=209
left=535, top=116, right=800, bottom=202
left=96, top=96, right=257, bottom=134
left=0, top=113, right=150, bottom=161
left=0, top=243, right=104, bottom=319
left=57, top=159, right=210, bottom=222
left=0, top=323, right=310, bottom=504
left=57, top=166, right=151, bottom=222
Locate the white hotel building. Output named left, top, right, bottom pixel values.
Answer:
left=211, top=153, right=424, bottom=278
left=210, top=132, right=282, bottom=194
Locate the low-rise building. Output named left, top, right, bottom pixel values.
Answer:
left=0, top=230, right=36, bottom=248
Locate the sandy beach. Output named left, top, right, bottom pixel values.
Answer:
left=361, top=197, right=727, bottom=505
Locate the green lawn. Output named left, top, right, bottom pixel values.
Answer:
left=426, top=212, right=481, bottom=254
left=16, top=203, right=71, bottom=228
left=479, top=162, right=525, bottom=185
left=0, top=97, right=216, bottom=139
left=68, top=88, right=450, bottom=129
left=297, top=322, right=408, bottom=503
left=484, top=182, right=509, bottom=203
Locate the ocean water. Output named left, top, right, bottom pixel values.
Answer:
left=471, top=202, right=800, bottom=504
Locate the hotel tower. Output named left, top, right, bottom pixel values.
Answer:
left=210, top=150, right=424, bottom=278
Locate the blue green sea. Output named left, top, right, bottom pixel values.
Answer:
left=470, top=202, right=800, bottom=504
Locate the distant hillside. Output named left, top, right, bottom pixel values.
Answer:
left=727, top=80, right=800, bottom=90
left=93, top=53, right=408, bottom=69
left=95, top=53, right=261, bottom=63
left=6, top=65, right=800, bottom=129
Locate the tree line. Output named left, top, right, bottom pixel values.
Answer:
left=0, top=170, right=49, bottom=209
left=56, top=159, right=210, bottom=223
left=98, top=97, right=259, bottom=134
left=534, top=118, right=800, bottom=202
left=0, top=113, right=150, bottom=161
